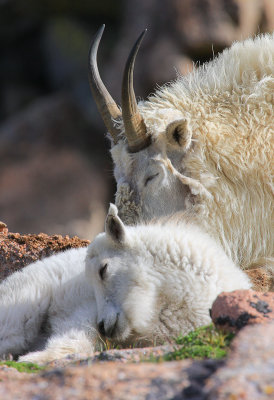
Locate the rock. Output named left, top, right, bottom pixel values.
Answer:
left=43, top=344, right=188, bottom=368
left=0, top=147, right=108, bottom=239
left=0, top=320, right=273, bottom=399
left=246, top=266, right=274, bottom=292
left=106, top=0, right=274, bottom=101
left=0, top=229, right=89, bottom=281
left=179, top=359, right=224, bottom=400
left=0, top=93, right=110, bottom=238
left=0, top=94, right=106, bottom=159
left=205, top=322, right=274, bottom=400
left=0, top=222, right=8, bottom=235
left=0, top=360, right=193, bottom=400
left=1, top=322, right=273, bottom=399
left=211, top=290, right=274, bottom=333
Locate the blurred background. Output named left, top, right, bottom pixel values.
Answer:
left=0, top=0, right=273, bottom=239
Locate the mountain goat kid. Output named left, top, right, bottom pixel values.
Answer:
left=0, top=205, right=250, bottom=364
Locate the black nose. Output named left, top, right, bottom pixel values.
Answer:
left=98, top=320, right=105, bottom=336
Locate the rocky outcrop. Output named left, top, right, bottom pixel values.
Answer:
left=246, top=266, right=274, bottom=292
left=0, top=225, right=89, bottom=280
left=0, top=360, right=192, bottom=400
left=211, top=290, right=274, bottom=332
left=205, top=322, right=274, bottom=400
left=1, top=228, right=273, bottom=400
left=0, top=322, right=273, bottom=399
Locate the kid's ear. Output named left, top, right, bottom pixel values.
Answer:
left=105, top=204, right=126, bottom=244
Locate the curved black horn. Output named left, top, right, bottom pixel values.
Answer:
left=121, top=30, right=151, bottom=153
left=88, top=25, right=121, bottom=142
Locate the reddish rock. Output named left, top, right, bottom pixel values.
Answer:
left=45, top=344, right=186, bottom=369
left=0, top=360, right=193, bottom=400
left=0, top=222, right=8, bottom=235
left=206, top=322, right=274, bottom=400
left=246, top=267, right=274, bottom=292
left=0, top=323, right=272, bottom=400
left=211, top=290, right=274, bottom=333
left=0, top=229, right=89, bottom=281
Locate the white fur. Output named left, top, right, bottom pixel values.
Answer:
left=0, top=205, right=250, bottom=363
left=86, top=204, right=251, bottom=344
left=0, top=248, right=97, bottom=363
left=111, top=33, right=274, bottom=275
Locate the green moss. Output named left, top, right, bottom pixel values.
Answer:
left=0, top=361, right=45, bottom=373
left=145, top=325, right=234, bottom=363
left=163, top=324, right=234, bottom=361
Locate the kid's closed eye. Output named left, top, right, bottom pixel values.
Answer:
left=99, top=263, right=108, bottom=280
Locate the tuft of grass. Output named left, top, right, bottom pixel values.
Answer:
left=96, top=336, right=122, bottom=352
left=163, top=324, right=234, bottom=361
left=96, top=337, right=144, bottom=352
left=0, top=361, right=46, bottom=373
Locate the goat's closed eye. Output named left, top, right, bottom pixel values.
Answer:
left=144, top=173, right=159, bottom=186
left=99, top=263, right=108, bottom=280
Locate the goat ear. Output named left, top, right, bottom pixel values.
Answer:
left=166, top=119, right=192, bottom=150
left=105, top=203, right=126, bottom=244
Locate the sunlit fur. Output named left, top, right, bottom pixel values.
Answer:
left=0, top=248, right=97, bottom=364
left=111, top=34, right=273, bottom=276
left=86, top=204, right=251, bottom=344
left=0, top=205, right=250, bottom=363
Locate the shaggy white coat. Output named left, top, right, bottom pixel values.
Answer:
left=0, top=205, right=250, bottom=364
left=111, top=33, right=273, bottom=277
left=0, top=248, right=97, bottom=364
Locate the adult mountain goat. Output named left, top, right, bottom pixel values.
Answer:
left=0, top=205, right=250, bottom=364
left=89, top=27, right=273, bottom=279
